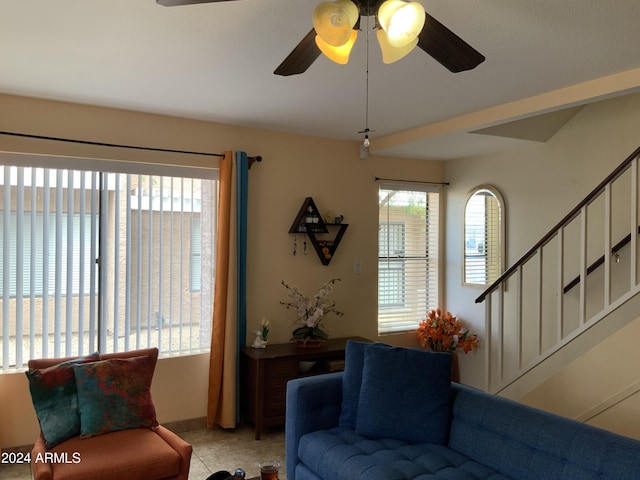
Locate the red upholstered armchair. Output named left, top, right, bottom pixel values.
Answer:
left=27, top=348, right=192, bottom=480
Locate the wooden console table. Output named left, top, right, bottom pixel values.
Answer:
left=241, top=336, right=368, bottom=440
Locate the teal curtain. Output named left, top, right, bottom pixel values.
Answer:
left=235, top=151, right=248, bottom=422
left=236, top=151, right=248, bottom=348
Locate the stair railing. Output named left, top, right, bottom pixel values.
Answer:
left=476, top=146, right=640, bottom=393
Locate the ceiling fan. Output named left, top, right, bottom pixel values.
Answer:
left=156, top=0, right=485, bottom=76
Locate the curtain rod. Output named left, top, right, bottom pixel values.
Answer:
left=374, top=176, right=449, bottom=186
left=0, top=131, right=264, bottom=166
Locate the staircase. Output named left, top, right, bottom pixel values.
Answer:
left=476, top=146, right=640, bottom=437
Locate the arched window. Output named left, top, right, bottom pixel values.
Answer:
left=464, top=185, right=505, bottom=286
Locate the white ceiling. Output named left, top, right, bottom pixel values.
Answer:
left=2, top=0, right=640, bottom=160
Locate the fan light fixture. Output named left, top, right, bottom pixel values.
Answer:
left=377, top=0, right=425, bottom=48
left=316, top=29, right=358, bottom=64
left=313, top=1, right=359, bottom=46
left=376, top=27, right=418, bottom=63
left=313, top=0, right=426, bottom=65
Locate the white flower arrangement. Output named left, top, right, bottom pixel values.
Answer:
left=280, top=279, right=343, bottom=341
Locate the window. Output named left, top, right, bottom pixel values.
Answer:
left=378, top=184, right=440, bottom=334
left=0, top=165, right=217, bottom=371
left=464, top=185, right=504, bottom=285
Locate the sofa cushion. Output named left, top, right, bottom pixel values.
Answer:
left=25, top=353, right=100, bottom=448
left=74, top=355, right=158, bottom=437
left=339, top=340, right=388, bottom=428
left=298, top=426, right=513, bottom=480
left=44, top=427, right=181, bottom=480
left=355, top=345, right=452, bottom=444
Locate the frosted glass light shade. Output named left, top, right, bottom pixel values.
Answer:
left=376, top=29, right=418, bottom=63
left=378, top=0, right=425, bottom=48
left=316, top=29, right=357, bottom=64
left=313, top=0, right=359, bottom=47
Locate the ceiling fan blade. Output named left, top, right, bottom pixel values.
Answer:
left=417, top=13, right=485, bottom=73
left=156, top=0, right=237, bottom=6
left=274, top=29, right=321, bottom=76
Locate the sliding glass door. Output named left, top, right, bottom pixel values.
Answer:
left=0, top=165, right=217, bottom=371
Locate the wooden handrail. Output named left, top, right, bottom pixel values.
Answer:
left=476, top=145, right=640, bottom=303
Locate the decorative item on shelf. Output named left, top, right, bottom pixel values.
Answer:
left=416, top=309, right=479, bottom=382
left=251, top=318, right=270, bottom=349
left=281, top=278, right=343, bottom=347
left=324, top=210, right=335, bottom=224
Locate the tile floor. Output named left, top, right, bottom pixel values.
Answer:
left=0, top=422, right=287, bottom=480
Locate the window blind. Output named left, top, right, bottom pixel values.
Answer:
left=0, top=164, right=216, bottom=371
left=464, top=189, right=501, bottom=285
left=378, top=183, right=440, bottom=334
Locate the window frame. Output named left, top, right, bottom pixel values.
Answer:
left=377, top=182, right=443, bottom=335
left=463, top=184, right=505, bottom=287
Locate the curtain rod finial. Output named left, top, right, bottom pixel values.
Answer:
left=248, top=155, right=262, bottom=169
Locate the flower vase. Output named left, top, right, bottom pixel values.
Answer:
left=297, top=338, right=324, bottom=349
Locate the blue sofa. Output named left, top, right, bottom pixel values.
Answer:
left=285, top=342, right=640, bottom=480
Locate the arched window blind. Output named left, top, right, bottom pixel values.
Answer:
left=464, top=186, right=504, bottom=285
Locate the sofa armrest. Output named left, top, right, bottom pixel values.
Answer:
left=285, top=372, right=343, bottom=480
left=154, top=426, right=193, bottom=480
left=30, top=432, right=53, bottom=480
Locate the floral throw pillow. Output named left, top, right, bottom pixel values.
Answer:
left=25, top=353, right=100, bottom=448
left=73, top=355, right=158, bottom=438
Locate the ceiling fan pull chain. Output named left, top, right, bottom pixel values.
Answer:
left=360, top=0, right=372, bottom=159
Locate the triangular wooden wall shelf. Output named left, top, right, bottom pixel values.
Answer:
left=289, top=197, right=348, bottom=266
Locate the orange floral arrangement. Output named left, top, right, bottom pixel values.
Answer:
left=417, top=309, right=479, bottom=354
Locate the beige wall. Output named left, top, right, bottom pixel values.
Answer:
left=0, top=94, right=444, bottom=448
left=445, top=92, right=640, bottom=392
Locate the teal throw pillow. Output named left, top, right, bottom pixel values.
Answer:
left=26, top=353, right=100, bottom=448
left=355, top=345, right=452, bottom=444
left=73, top=355, right=158, bottom=438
